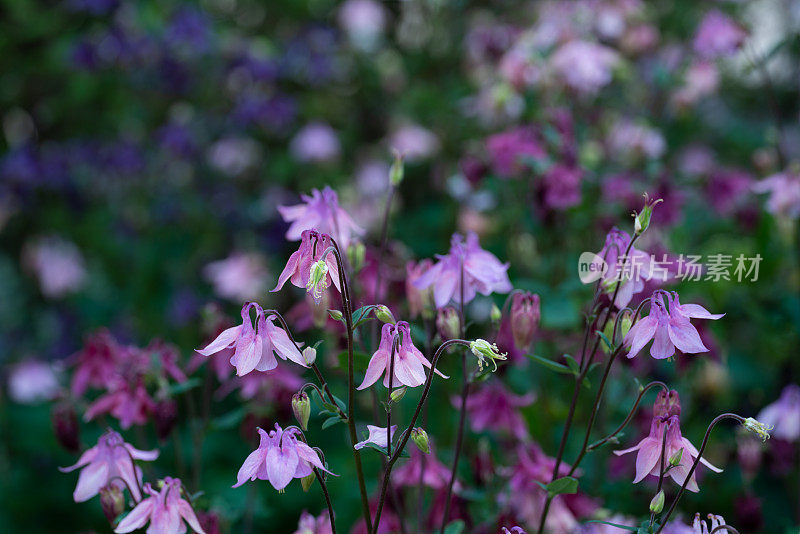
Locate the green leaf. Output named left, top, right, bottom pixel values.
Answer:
left=443, top=520, right=465, bottom=534
left=321, top=416, right=342, bottom=430
left=166, top=377, right=202, bottom=396
left=210, top=408, right=245, bottom=431
left=546, top=476, right=578, bottom=497
left=583, top=520, right=638, bottom=532
left=351, top=305, right=376, bottom=329
left=361, top=441, right=410, bottom=458
left=595, top=330, right=614, bottom=352
left=564, top=354, right=580, bottom=375
left=526, top=354, right=572, bottom=374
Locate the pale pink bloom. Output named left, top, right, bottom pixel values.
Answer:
left=354, top=424, right=398, bottom=450
left=673, top=61, right=719, bottom=107
left=293, top=510, right=333, bottom=534
left=338, top=0, right=385, bottom=51
left=388, top=124, right=440, bottom=162
left=414, top=231, right=512, bottom=308
left=757, top=384, right=800, bottom=441
left=115, top=477, right=205, bottom=534
left=753, top=171, right=800, bottom=219
left=550, top=41, right=619, bottom=95
left=357, top=322, right=445, bottom=390
left=60, top=429, right=158, bottom=502
left=625, top=291, right=724, bottom=360
left=693, top=10, right=746, bottom=60
left=614, top=390, right=722, bottom=492
left=272, top=230, right=341, bottom=295
left=203, top=253, right=268, bottom=302
left=84, top=379, right=156, bottom=429
left=233, top=424, right=332, bottom=491
left=290, top=122, right=340, bottom=163
left=392, top=440, right=454, bottom=490
left=22, top=236, right=87, bottom=298
left=608, top=119, right=666, bottom=161
left=196, top=302, right=305, bottom=376
left=692, top=513, right=728, bottom=534
left=278, top=188, right=364, bottom=249
left=406, top=259, right=434, bottom=318
left=594, top=227, right=653, bottom=309
left=501, top=527, right=526, bottom=534
left=206, top=137, right=260, bottom=176
left=71, top=329, right=122, bottom=396
left=7, top=360, right=60, bottom=404
left=462, top=382, right=535, bottom=440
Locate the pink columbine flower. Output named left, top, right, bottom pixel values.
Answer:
left=84, top=379, right=156, bottom=429
left=293, top=510, right=333, bottom=534
left=752, top=170, right=800, bottom=220
left=196, top=302, right=305, bottom=376
left=542, top=163, right=583, bottom=210
left=71, top=329, right=121, bottom=396
left=60, top=429, right=158, bottom=502
left=462, top=382, right=535, bottom=440
left=614, top=390, right=722, bottom=492
left=354, top=424, right=398, bottom=450
left=357, top=322, right=446, bottom=390
left=625, top=291, right=724, bottom=359
left=392, top=439, right=455, bottom=490
left=692, top=513, right=728, bottom=534
left=414, top=231, right=512, bottom=308
left=693, top=10, right=746, bottom=60
left=594, top=227, right=653, bottom=309
left=7, top=359, right=60, bottom=404
left=114, top=477, right=206, bottom=534
left=510, top=291, right=541, bottom=350
left=233, top=424, right=332, bottom=491
left=278, top=186, right=363, bottom=248
left=273, top=229, right=341, bottom=298
left=757, top=384, right=800, bottom=441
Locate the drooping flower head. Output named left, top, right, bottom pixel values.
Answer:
left=614, top=390, right=722, bottom=492
left=196, top=302, right=305, bottom=376
left=273, top=229, right=341, bottom=302
left=509, top=291, right=541, bottom=350
left=757, top=384, right=800, bottom=441
left=278, top=186, right=363, bottom=248
left=60, top=429, right=159, bottom=503
left=357, top=322, right=446, bottom=390
left=354, top=424, right=398, bottom=451
left=114, top=477, right=206, bottom=534
left=624, top=291, right=724, bottom=360
left=233, top=424, right=332, bottom=491
left=293, top=510, right=334, bottom=534
left=84, top=379, right=157, bottom=429
left=462, top=381, right=535, bottom=440
left=414, top=231, right=512, bottom=308
left=594, top=227, right=653, bottom=308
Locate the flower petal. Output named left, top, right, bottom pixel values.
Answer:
left=265, top=441, right=299, bottom=491
left=633, top=438, right=661, bottom=483
left=196, top=326, right=241, bottom=357
left=678, top=303, right=724, bottom=320
left=233, top=448, right=266, bottom=488
left=114, top=497, right=155, bottom=533
left=668, top=322, right=708, bottom=354
left=73, top=461, right=110, bottom=502
left=357, top=350, right=388, bottom=390
left=177, top=498, right=207, bottom=534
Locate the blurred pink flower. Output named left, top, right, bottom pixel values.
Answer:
left=550, top=41, right=619, bottom=95
left=293, top=510, right=333, bottom=534
left=233, top=424, right=331, bottom=491
left=608, top=119, right=666, bottom=161
left=115, top=477, right=205, bottom=534
left=71, top=329, right=121, bottom=396
left=7, top=359, right=60, bottom=404
left=358, top=322, right=444, bottom=390
left=392, top=439, right=455, bottom=490
left=338, top=0, right=385, bottom=51
left=757, top=384, right=800, bottom=441
left=290, top=122, right=340, bottom=163
left=278, top=188, right=364, bottom=248
left=706, top=169, right=752, bottom=215
left=486, top=127, right=546, bottom=178
left=753, top=170, right=800, bottom=219
left=388, top=124, right=440, bottom=161
left=406, top=259, right=434, bottom=318
left=614, top=390, right=722, bottom=492
left=461, top=381, right=535, bottom=440
left=693, top=10, right=746, bottom=60
left=543, top=164, right=583, bottom=209
left=203, top=253, right=268, bottom=302
left=23, top=236, right=87, bottom=298
left=414, top=231, right=512, bottom=308
left=60, top=429, right=158, bottom=502
left=673, top=61, right=719, bottom=107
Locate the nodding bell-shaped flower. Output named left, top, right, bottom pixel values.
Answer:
left=624, top=291, right=724, bottom=360
left=469, top=339, right=507, bottom=372
left=692, top=513, right=728, bottom=534
left=354, top=424, right=398, bottom=450
left=357, top=322, right=446, bottom=390
left=278, top=186, right=364, bottom=249
left=273, top=229, right=341, bottom=298
left=196, top=303, right=305, bottom=376
left=233, top=424, right=332, bottom=492
left=742, top=417, right=772, bottom=442
left=510, top=291, right=541, bottom=350
left=60, top=429, right=159, bottom=503
left=595, top=227, right=652, bottom=309
left=114, top=477, right=206, bottom=534
left=614, top=390, right=721, bottom=492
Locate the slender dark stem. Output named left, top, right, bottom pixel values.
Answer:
left=587, top=381, right=668, bottom=451
left=387, top=336, right=399, bottom=457
left=655, top=414, right=745, bottom=533
left=371, top=339, right=471, bottom=534
left=314, top=467, right=337, bottom=534
left=710, top=526, right=740, bottom=534
left=648, top=424, right=670, bottom=529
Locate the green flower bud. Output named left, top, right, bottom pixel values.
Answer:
left=328, top=309, right=344, bottom=322
left=742, top=417, right=772, bottom=442
left=632, top=194, right=663, bottom=235
left=292, top=392, right=311, bottom=431
left=390, top=387, right=407, bottom=403
left=410, top=427, right=430, bottom=454
left=347, top=240, right=366, bottom=272
left=390, top=151, right=404, bottom=186
left=301, top=472, right=316, bottom=492
left=375, top=305, right=396, bottom=324
left=469, top=339, right=507, bottom=372
left=302, top=347, right=317, bottom=366
left=668, top=447, right=684, bottom=467
left=490, top=303, right=502, bottom=324
left=649, top=490, right=665, bottom=514
left=436, top=307, right=461, bottom=340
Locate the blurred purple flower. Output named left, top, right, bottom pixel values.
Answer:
left=706, top=169, right=752, bottom=215
left=753, top=170, right=800, bottom=219
left=338, top=0, right=386, bottom=51
left=278, top=188, right=363, bottom=248
left=461, top=381, right=535, bottom=440
left=608, top=119, right=666, bottom=161
left=204, top=252, right=269, bottom=303
left=486, top=127, right=546, bottom=178
left=392, top=439, right=455, bottom=489
left=233, top=94, right=296, bottom=133
left=157, top=122, right=197, bottom=158
left=388, top=124, right=440, bottom=162
left=84, top=379, right=156, bottom=429
left=550, top=40, right=619, bottom=95
left=290, top=122, right=340, bottom=163
left=757, top=384, right=800, bottom=441
left=543, top=163, right=583, bottom=209
left=693, top=10, right=746, bottom=60
left=7, top=360, right=60, bottom=404
left=166, top=6, right=212, bottom=56
left=293, top=510, right=333, bottom=534
left=22, top=236, right=87, bottom=298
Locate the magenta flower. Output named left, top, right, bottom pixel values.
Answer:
left=60, top=429, right=158, bottom=502
left=542, top=164, right=583, bottom=210
left=71, top=329, right=122, bottom=396
left=757, top=384, right=800, bottom=441
left=462, top=382, right=535, bottom=440
left=594, top=227, right=652, bottom=309
left=114, top=477, right=206, bottom=534
left=293, top=510, right=333, bottom=534
left=550, top=40, right=619, bottom=95
left=354, top=424, right=398, bottom=450
left=84, top=379, right=156, bottom=429
left=278, top=186, right=363, bottom=248
left=272, top=229, right=341, bottom=297
left=392, top=440, right=454, bottom=490
left=486, top=126, right=545, bottom=178
left=625, top=291, right=724, bottom=359
left=196, top=302, right=305, bottom=376
left=693, top=10, right=746, bottom=60
left=357, top=322, right=446, bottom=390
left=414, top=231, right=512, bottom=308
left=510, top=291, right=541, bottom=350
left=233, top=424, right=332, bottom=491
left=614, top=390, right=721, bottom=492
left=501, top=528, right=526, bottom=534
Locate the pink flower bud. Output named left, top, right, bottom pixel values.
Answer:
left=436, top=307, right=461, bottom=340
left=99, top=484, right=125, bottom=524
left=154, top=399, right=178, bottom=441
left=510, top=292, right=540, bottom=350
left=51, top=401, right=80, bottom=454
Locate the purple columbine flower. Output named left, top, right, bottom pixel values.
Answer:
left=414, top=231, right=512, bottom=308
left=461, top=382, right=535, bottom=440
left=614, top=390, right=721, bottom=492
left=594, top=227, right=652, bottom=309
left=542, top=164, right=583, bottom=210
left=60, top=429, right=158, bottom=503
left=354, top=424, right=398, bottom=450
left=624, top=291, right=724, bottom=360
left=273, top=229, right=341, bottom=298
left=233, top=424, right=332, bottom=491
left=196, top=303, right=305, bottom=376
left=357, top=322, right=446, bottom=390
left=278, top=186, right=363, bottom=248
left=757, top=384, right=800, bottom=441
left=84, top=378, right=156, bottom=429
left=114, top=477, right=206, bottom=534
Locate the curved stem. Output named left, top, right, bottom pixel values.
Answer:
left=314, top=467, right=337, bottom=534
left=710, top=526, right=740, bottom=534
left=655, top=414, right=746, bottom=533
left=371, top=339, right=471, bottom=534
left=587, top=381, right=668, bottom=451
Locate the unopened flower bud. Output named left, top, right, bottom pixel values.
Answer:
left=292, top=392, right=311, bottom=431
left=490, top=303, right=502, bottom=324
left=302, top=347, right=317, bottom=366
left=410, top=427, right=430, bottom=454
left=375, top=305, right=396, bottom=324
left=632, top=194, right=662, bottom=235
left=470, top=339, right=507, bottom=372
left=742, top=417, right=772, bottom=442
left=619, top=313, right=633, bottom=339
left=668, top=447, right=684, bottom=467
left=154, top=399, right=178, bottom=441
left=301, top=472, right=316, bottom=492
left=649, top=490, right=665, bottom=514
left=390, top=387, right=407, bottom=403
left=347, top=240, right=366, bottom=272
left=437, top=306, right=461, bottom=340
left=99, top=484, right=125, bottom=524
left=328, top=309, right=344, bottom=322
left=510, top=292, right=540, bottom=350
left=51, top=401, right=80, bottom=454
left=306, top=259, right=330, bottom=304
left=390, top=151, right=404, bottom=186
